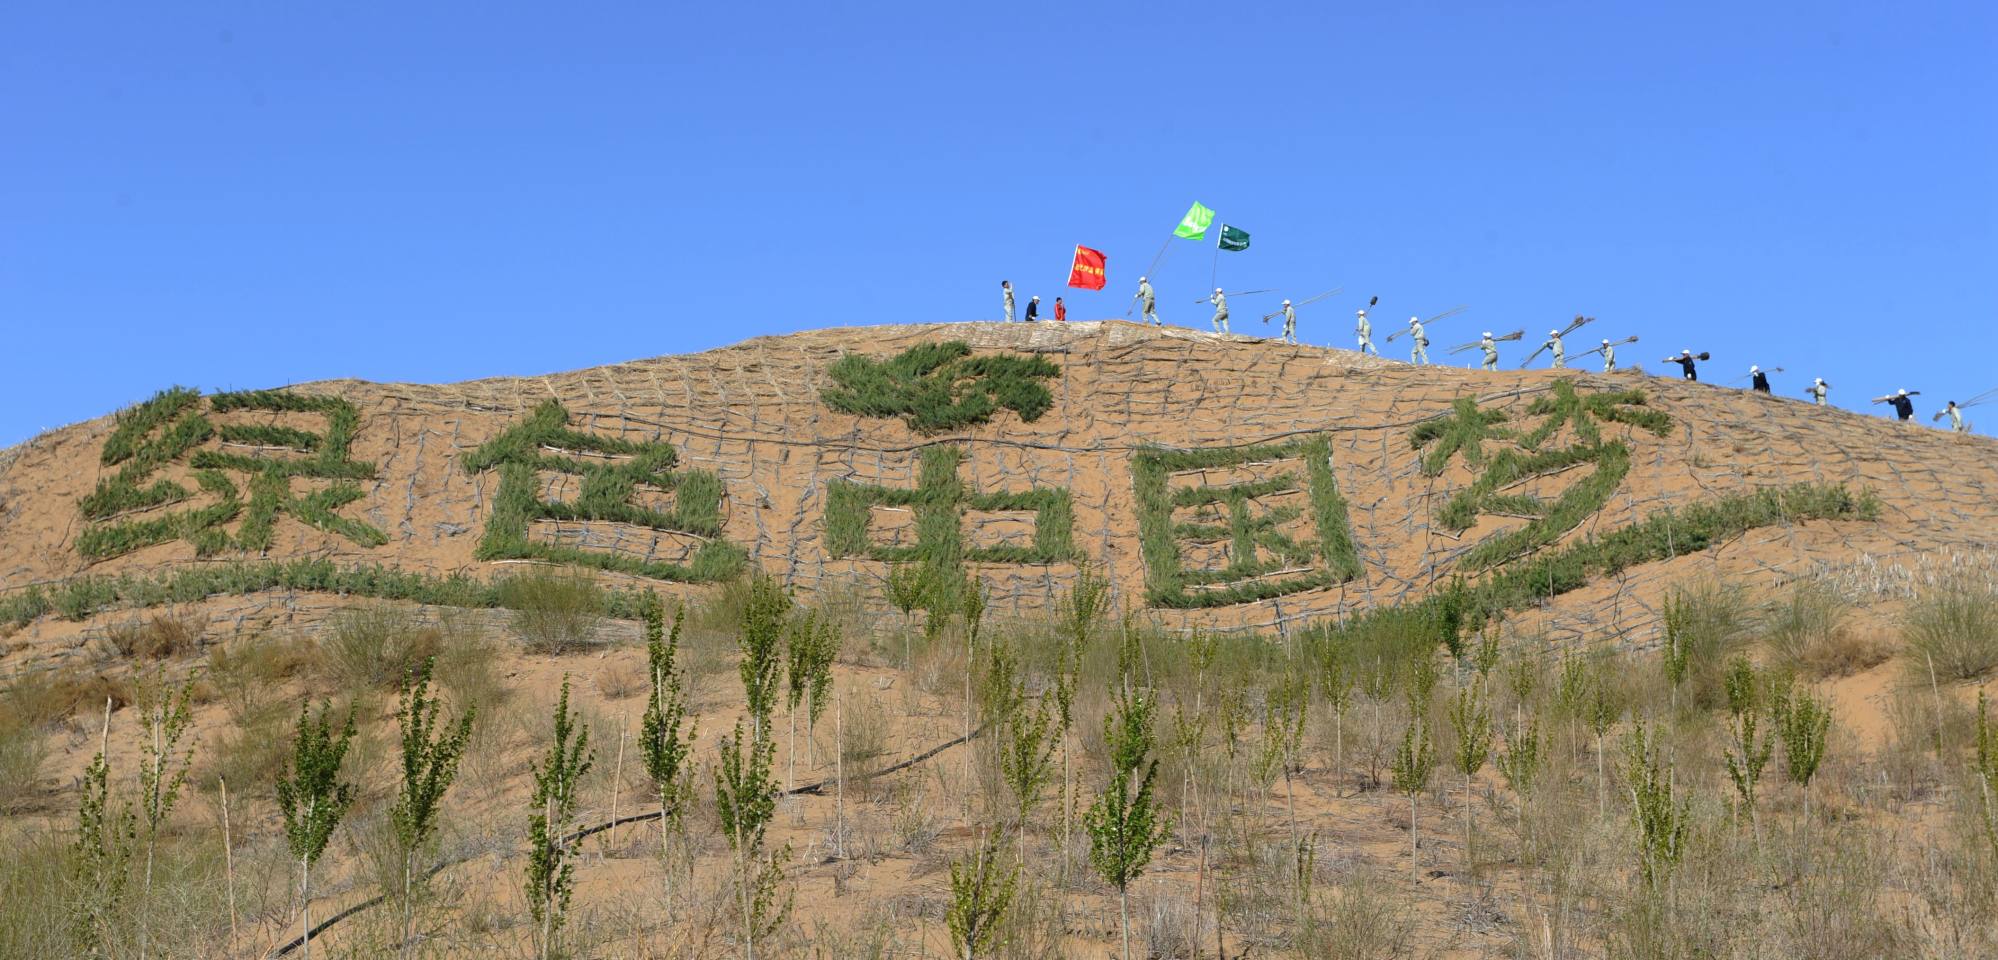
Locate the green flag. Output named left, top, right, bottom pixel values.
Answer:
left=1173, top=201, right=1215, bottom=240
left=1218, top=224, right=1250, bottom=251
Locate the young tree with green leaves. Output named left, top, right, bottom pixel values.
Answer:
left=1776, top=685, right=1833, bottom=824
left=715, top=720, right=789, bottom=960
left=640, top=593, right=696, bottom=863
left=1622, top=722, right=1691, bottom=891
left=1720, top=657, right=1775, bottom=841
left=1449, top=683, right=1493, bottom=870
left=389, top=657, right=474, bottom=955
left=1975, top=692, right=1998, bottom=859
left=135, top=674, right=194, bottom=960
left=1320, top=643, right=1355, bottom=775
left=1085, top=683, right=1173, bottom=960
left=785, top=609, right=840, bottom=791
left=72, top=701, right=134, bottom=955
left=738, top=575, right=792, bottom=741
left=1494, top=715, right=1541, bottom=856
left=946, top=828, right=1018, bottom=960
left=276, top=701, right=359, bottom=960
left=1390, top=708, right=1437, bottom=884
left=525, top=678, right=593, bottom=960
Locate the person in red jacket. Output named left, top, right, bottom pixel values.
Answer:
left=1053, top=297, right=1067, bottom=322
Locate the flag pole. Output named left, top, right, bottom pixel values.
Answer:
left=1210, top=227, right=1221, bottom=290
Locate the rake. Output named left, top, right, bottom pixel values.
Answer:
left=1191, top=288, right=1273, bottom=303
left=1387, top=304, right=1467, bottom=342
left=1262, top=287, right=1343, bottom=323
left=1448, top=330, right=1523, bottom=355
left=1518, top=316, right=1594, bottom=366
left=1573, top=335, right=1639, bottom=360
left=1728, top=366, right=1786, bottom=385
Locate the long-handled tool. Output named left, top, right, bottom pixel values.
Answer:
left=1191, top=288, right=1273, bottom=303
left=1448, top=330, right=1522, bottom=355
left=1518, top=315, right=1595, bottom=366
left=1261, top=287, right=1344, bottom=323
left=1957, top=386, right=1998, bottom=410
left=1386, top=304, right=1467, bottom=342
left=1728, top=366, right=1786, bottom=385
left=1572, top=335, right=1638, bottom=361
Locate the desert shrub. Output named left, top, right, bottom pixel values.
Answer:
left=1662, top=578, right=1754, bottom=709
left=317, top=605, right=442, bottom=690
left=1766, top=582, right=1888, bottom=678
left=1903, top=576, right=1998, bottom=681
left=499, top=568, right=606, bottom=654
left=1, top=668, right=134, bottom=726
left=0, top=826, right=83, bottom=957
left=106, top=612, right=205, bottom=660
left=205, top=634, right=314, bottom=722
left=1293, top=868, right=1418, bottom=959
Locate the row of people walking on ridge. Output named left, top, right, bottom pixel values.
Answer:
left=1006, top=279, right=1974, bottom=433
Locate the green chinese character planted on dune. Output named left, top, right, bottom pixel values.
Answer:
left=460, top=400, right=743, bottom=583
left=75, top=387, right=387, bottom=561
left=820, top=341, right=1060, bottom=434
left=1410, top=380, right=1673, bottom=572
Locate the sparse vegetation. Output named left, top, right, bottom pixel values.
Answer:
left=525, top=677, right=593, bottom=960
left=499, top=567, right=607, bottom=653
left=1903, top=573, right=1998, bottom=681
left=276, top=700, right=359, bottom=960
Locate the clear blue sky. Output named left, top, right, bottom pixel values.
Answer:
left=4, top=1, right=1993, bottom=447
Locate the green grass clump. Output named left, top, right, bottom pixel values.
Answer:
left=821, top=341, right=1060, bottom=434
left=1903, top=575, right=1998, bottom=682
left=1131, top=433, right=1359, bottom=609
left=79, top=387, right=215, bottom=521
left=497, top=568, right=607, bottom=653
left=462, top=400, right=742, bottom=584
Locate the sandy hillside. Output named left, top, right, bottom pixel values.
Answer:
left=4, top=320, right=1994, bottom=659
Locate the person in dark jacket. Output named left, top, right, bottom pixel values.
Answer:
left=1024, top=295, right=1040, bottom=322
left=1872, top=388, right=1920, bottom=421
left=1750, top=365, right=1772, bottom=394
left=1663, top=349, right=1703, bottom=381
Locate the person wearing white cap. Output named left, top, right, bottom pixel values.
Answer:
left=1356, top=308, right=1377, bottom=356
left=1542, top=328, right=1566, bottom=369
left=1208, top=287, right=1230, bottom=333
left=1408, top=316, right=1429, bottom=364
left=1600, top=338, right=1617, bottom=372
left=1133, top=276, right=1159, bottom=326
left=1871, top=388, right=1920, bottom=421
left=1663, top=349, right=1702, bottom=381
left=1024, top=295, right=1040, bottom=322
left=1277, top=298, right=1298, bottom=344
left=1749, top=366, right=1772, bottom=394
left=1479, top=331, right=1498, bottom=371
left=1807, top=377, right=1830, bottom=405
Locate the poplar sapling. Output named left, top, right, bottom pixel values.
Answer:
left=525, top=678, right=593, bottom=960
left=1085, top=683, right=1173, bottom=960
left=640, top=593, right=696, bottom=862
left=390, top=657, right=473, bottom=954
left=1448, top=683, right=1493, bottom=870
left=276, top=701, right=359, bottom=960
left=946, top=828, right=1018, bottom=960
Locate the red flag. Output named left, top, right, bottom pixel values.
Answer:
left=1067, top=245, right=1107, bottom=290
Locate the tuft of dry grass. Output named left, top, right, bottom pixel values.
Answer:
left=105, top=611, right=205, bottom=661
left=498, top=567, right=606, bottom=654
left=1766, top=582, right=1890, bottom=678
left=317, top=604, right=442, bottom=690
left=1902, top=575, right=1998, bottom=682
